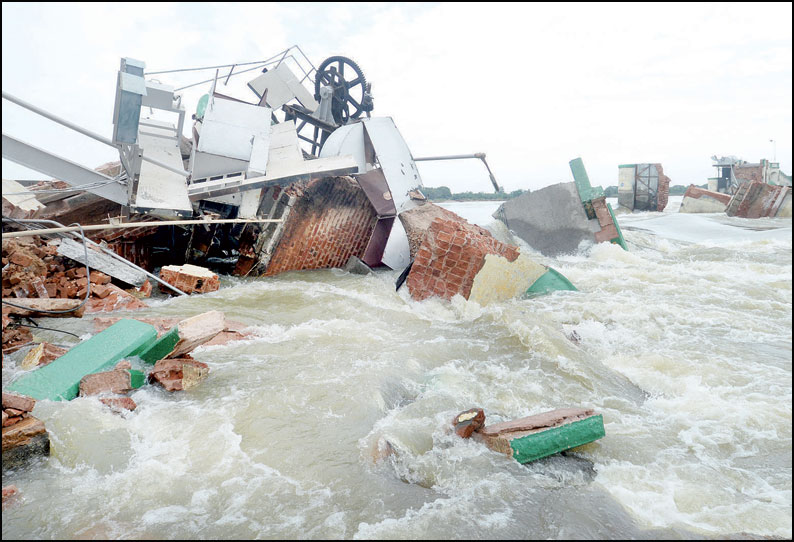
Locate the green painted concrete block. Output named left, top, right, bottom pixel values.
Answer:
left=569, top=157, right=604, bottom=203
left=5, top=319, right=157, bottom=401
left=130, top=369, right=145, bottom=389
left=509, top=414, right=605, bottom=464
left=525, top=268, right=578, bottom=298
left=137, top=326, right=180, bottom=364
left=606, top=203, right=628, bottom=251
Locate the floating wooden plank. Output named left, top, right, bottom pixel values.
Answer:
left=57, top=237, right=147, bottom=287
left=4, top=319, right=157, bottom=401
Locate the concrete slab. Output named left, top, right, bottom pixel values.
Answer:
left=493, top=182, right=599, bottom=256
left=5, top=319, right=157, bottom=401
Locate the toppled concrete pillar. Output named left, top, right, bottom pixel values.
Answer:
left=492, top=183, right=597, bottom=257
left=492, top=158, right=627, bottom=257
left=159, top=264, right=220, bottom=295
left=725, top=182, right=792, bottom=218
left=679, top=185, right=732, bottom=213
left=400, top=203, right=575, bottom=304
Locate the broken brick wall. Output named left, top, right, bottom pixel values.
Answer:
left=405, top=215, right=519, bottom=301
left=655, top=163, right=671, bottom=212
left=263, top=176, right=378, bottom=276
left=728, top=182, right=791, bottom=218
left=734, top=164, right=764, bottom=184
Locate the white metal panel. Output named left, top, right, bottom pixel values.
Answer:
left=381, top=219, right=410, bottom=271
left=247, top=63, right=319, bottom=111
left=197, top=98, right=272, bottom=161
left=142, top=80, right=176, bottom=110
left=319, top=122, right=367, bottom=173
left=362, top=117, right=422, bottom=211
left=264, top=121, right=304, bottom=178
left=135, top=126, right=192, bottom=213
left=248, top=134, right=270, bottom=177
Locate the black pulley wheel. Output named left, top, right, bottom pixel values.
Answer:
left=314, top=56, right=368, bottom=124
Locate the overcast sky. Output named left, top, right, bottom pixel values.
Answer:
left=2, top=2, right=791, bottom=193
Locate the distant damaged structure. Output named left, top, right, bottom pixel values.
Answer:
left=708, top=156, right=791, bottom=194
left=725, top=182, right=792, bottom=218
left=617, top=163, right=670, bottom=212
left=492, top=158, right=626, bottom=256
left=680, top=156, right=791, bottom=217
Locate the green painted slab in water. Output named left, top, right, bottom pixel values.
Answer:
left=138, top=326, right=180, bottom=364
left=5, top=319, right=157, bottom=401
left=509, top=414, right=605, bottom=464
left=606, top=202, right=628, bottom=251
left=525, top=268, right=578, bottom=298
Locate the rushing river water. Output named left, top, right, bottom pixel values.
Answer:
left=2, top=197, right=791, bottom=539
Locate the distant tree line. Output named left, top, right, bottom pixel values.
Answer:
left=424, top=183, right=707, bottom=202
left=423, top=186, right=527, bottom=201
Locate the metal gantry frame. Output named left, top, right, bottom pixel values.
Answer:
left=147, top=45, right=320, bottom=93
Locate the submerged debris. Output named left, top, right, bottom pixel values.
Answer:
left=679, top=185, right=732, bottom=213
left=493, top=157, right=626, bottom=256
left=725, top=182, right=792, bottom=218
left=2, top=392, right=49, bottom=468
left=401, top=201, right=576, bottom=303
left=452, top=407, right=606, bottom=465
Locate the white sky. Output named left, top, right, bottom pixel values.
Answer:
left=2, top=2, right=792, bottom=193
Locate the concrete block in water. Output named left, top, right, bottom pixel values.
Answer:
left=138, top=311, right=225, bottom=364
left=726, top=182, right=792, bottom=218
left=679, top=185, right=731, bottom=213
left=493, top=182, right=599, bottom=256
left=5, top=319, right=157, bottom=401
left=477, top=408, right=605, bottom=464
left=159, top=264, right=220, bottom=295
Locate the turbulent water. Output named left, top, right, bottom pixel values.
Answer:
left=2, top=197, right=791, bottom=539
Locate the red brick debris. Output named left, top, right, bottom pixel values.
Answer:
left=405, top=215, right=519, bottom=301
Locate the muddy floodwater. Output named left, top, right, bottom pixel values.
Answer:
left=2, top=197, right=791, bottom=539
